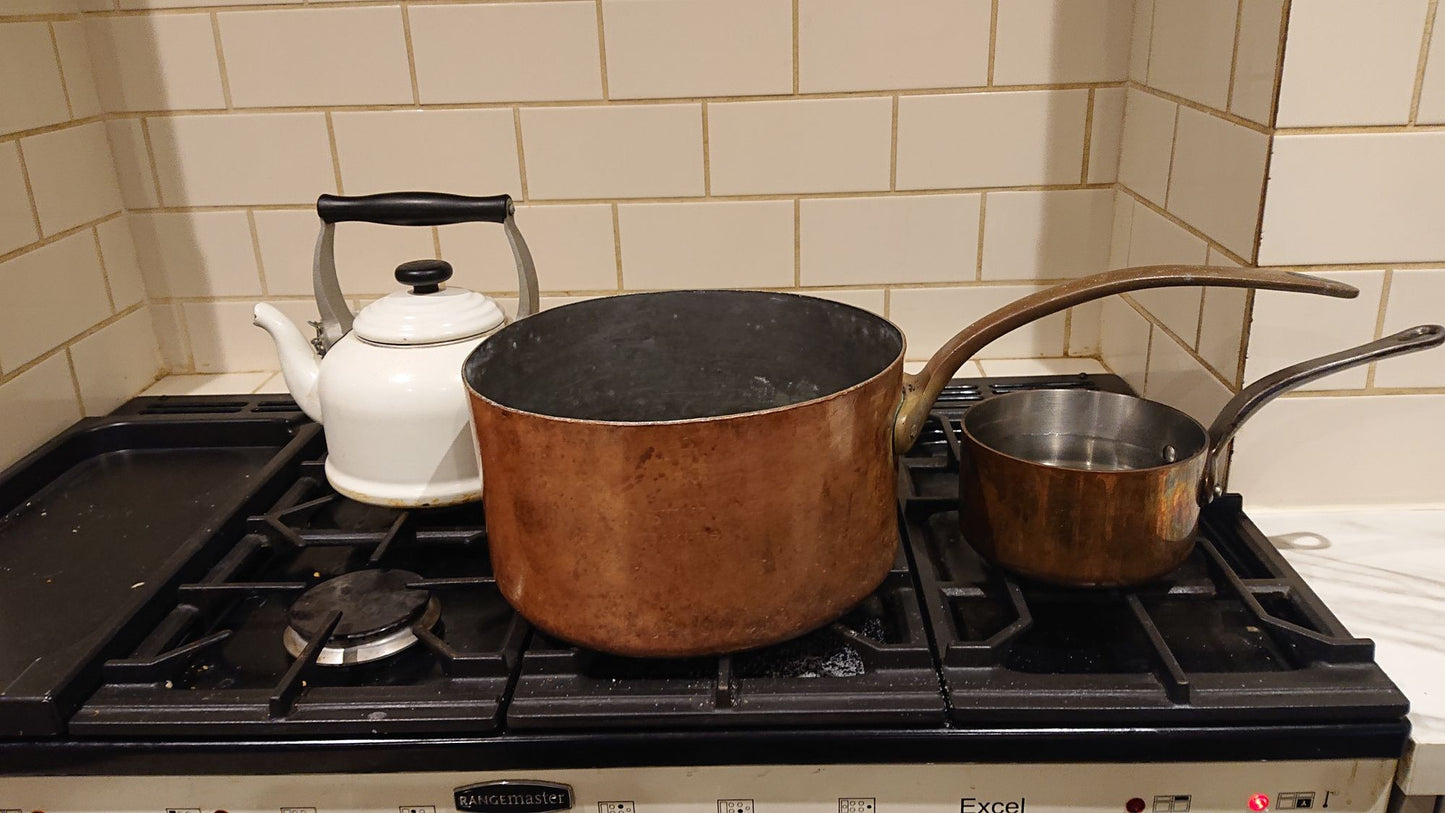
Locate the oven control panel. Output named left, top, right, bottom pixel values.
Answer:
left=0, top=759, right=1397, bottom=813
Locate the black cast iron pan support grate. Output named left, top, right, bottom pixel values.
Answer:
left=896, top=373, right=1408, bottom=725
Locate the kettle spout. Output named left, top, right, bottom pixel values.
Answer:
left=253, top=303, right=323, bottom=423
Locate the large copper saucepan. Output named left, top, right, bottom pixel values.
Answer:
left=461, top=265, right=1356, bottom=657
left=958, top=323, right=1445, bottom=588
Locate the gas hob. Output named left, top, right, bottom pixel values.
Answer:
left=0, top=375, right=1411, bottom=813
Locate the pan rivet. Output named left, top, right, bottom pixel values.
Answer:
left=1162, top=445, right=1177, bottom=463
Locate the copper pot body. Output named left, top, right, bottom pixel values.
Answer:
left=956, top=397, right=1209, bottom=587
left=468, top=357, right=903, bottom=658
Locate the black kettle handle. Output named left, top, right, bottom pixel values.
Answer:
left=317, top=192, right=512, bottom=226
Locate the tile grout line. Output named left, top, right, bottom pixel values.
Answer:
left=1192, top=288, right=1207, bottom=350
left=1267, top=0, right=1292, bottom=128
left=47, top=22, right=76, bottom=121
left=986, top=0, right=998, bottom=86
left=1079, top=88, right=1095, bottom=183
left=1410, top=0, right=1441, bottom=125
left=701, top=102, right=711, bottom=197
left=0, top=113, right=110, bottom=146
left=793, top=198, right=801, bottom=287
left=1118, top=185, right=1247, bottom=267
left=210, top=12, right=234, bottom=110
left=400, top=3, right=423, bottom=107
left=889, top=95, right=898, bottom=191
left=63, top=347, right=87, bottom=416
left=1365, top=270, right=1395, bottom=389
left=791, top=0, right=799, bottom=95
left=1224, top=0, right=1244, bottom=114
left=138, top=118, right=168, bottom=207
left=43, top=81, right=1133, bottom=122
left=610, top=202, right=623, bottom=291
left=1232, top=289, right=1254, bottom=388
left=1125, top=80, right=1273, bottom=136
left=324, top=111, right=345, bottom=193
left=512, top=107, right=530, bottom=202
left=0, top=209, right=125, bottom=266
left=117, top=183, right=1118, bottom=212
left=173, top=298, right=198, bottom=373
left=974, top=192, right=986, bottom=281
left=594, top=0, right=609, bottom=101
left=89, top=226, right=119, bottom=313
left=1161, top=103, right=1181, bottom=210
left=12, top=141, right=46, bottom=241
left=246, top=208, right=268, bottom=296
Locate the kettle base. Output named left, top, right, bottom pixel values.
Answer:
left=326, top=460, right=482, bottom=509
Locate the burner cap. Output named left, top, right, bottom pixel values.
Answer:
left=284, top=569, right=439, bottom=666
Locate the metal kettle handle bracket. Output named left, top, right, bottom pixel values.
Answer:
left=1200, top=323, right=1445, bottom=500
left=309, top=192, right=540, bottom=354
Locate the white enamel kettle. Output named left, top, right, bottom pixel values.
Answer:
left=252, top=192, right=539, bottom=508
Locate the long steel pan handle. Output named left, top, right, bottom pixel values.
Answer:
left=1198, top=323, right=1445, bottom=499
left=892, top=265, right=1360, bottom=455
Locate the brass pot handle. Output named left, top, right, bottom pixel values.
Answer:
left=891, top=265, right=1361, bottom=455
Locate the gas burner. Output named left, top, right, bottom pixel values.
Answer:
left=283, top=569, right=440, bottom=666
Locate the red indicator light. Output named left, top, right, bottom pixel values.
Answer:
left=1250, top=795, right=1271, bottom=811
left=1127, top=799, right=1147, bottom=813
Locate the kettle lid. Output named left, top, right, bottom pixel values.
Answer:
left=352, top=259, right=505, bottom=345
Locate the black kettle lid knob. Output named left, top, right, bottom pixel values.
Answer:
left=395, top=259, right=453, bottom=294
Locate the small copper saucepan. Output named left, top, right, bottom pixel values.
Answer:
left=958, top=324, right=1445, bottom=587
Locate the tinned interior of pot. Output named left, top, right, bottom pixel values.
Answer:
left=463, top=290, right=904, bottom=422
left=962, top=389, right=1210, bottom=472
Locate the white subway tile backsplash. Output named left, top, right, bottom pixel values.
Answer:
left=0, top=22, right=70, bottom=136
left=1230, top=394, right=1445, bottom=507
left=1259, top=132, right=1445, bottom=265
left=800, top=288, right=887, bottom=318
left=1230, top=0, right=1284, bottom=125
left=1276, top=0, right=1427, bottom=127
left=410, top=2, right=601, bottom=104
left=993, top=0, right=1131, bottom=85
left=896, top=90, right=1089, bottom=190
left=520, top=105, right=704, bottom=200
left=21, top=122, right=123, bottom=236
left=1117, top=88, right=1176, bottom=206
left=981, top=189, right=1113, bottom=281
left=148, top=113, right=335, bottom=206
left=253, top=210, right=438, bottom=298
left=1087, top=87, right=1126, bottom=184
left=130, top=210, right=262, bottom=299
left=437, top=204, right=618, bottom=293
left=798, top=0, right=989, bottom=92
left=799, top=194, right=980, bottom=286
left=143, top=372, right=275, bottom=395
left=618, top=200, right=794, bottom=289
left=604, top=0, right=791, bottom=99
left=103, top=119, right=159, bottom=209
left=1143, top=329, right=1232, bottom=426
left=0, top=143, right=38, bottom=256
left=1067, top=301, right=1103, bottom=356
left=1196, top=285, right=1247, bottom=384
left=978, top=357, right=1109, bottom=377
left=1100, top=296, right=1151, bottom=394
left=0, top=233, right=112, bottom=371
left=1128, top=0, right=1154, bottom=82
left=53, top=21, right=102, bottom=120
left=184, top=299, right=318, bottom=373
left=1374, top=270, right=1445, bottom=389
left=69, top=308, right=161, bottom=414
left=0, top=353, right=81, bottom=469
left=217, top=7, right=413, bottom=107
left=1166, top=108, right=1269, bottom=259
left=149, top=302, right=190, bottom=371
left=1147, top=0, right=1237, bottom=111
left=85, top=14, right=225, bottom=112
left=1107, top=189, right=1133, bottom=270
left=1245, top=269, right=1386, bottom=391
left=96, top=217, right=147, bottom=310
left=1125, top=202, right=1208, bottom=344
left=709, top=98, right=892, bottom=195
left=1418, top=20, right=1445, bottom=124
left=891, top=284, right=1067, bottom=360
left=120, top=0, right=296, bottom=7
left=331, top=110, right=522, bottom=198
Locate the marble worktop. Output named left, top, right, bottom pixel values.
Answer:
left=1251, top=508, right=1445, bottom=796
